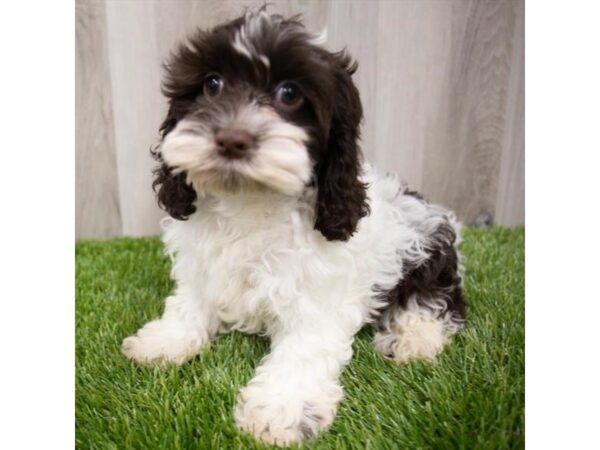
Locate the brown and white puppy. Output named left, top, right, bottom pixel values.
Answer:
left=123, top=10, right=465, bottom=446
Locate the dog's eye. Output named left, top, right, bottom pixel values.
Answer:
left=275, top=83, right=304, bottom=111
left=203, top=74, right=224, bottom=97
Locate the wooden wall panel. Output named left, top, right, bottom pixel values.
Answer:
left=420, top=0, right=520, bottom=225
left=326, top=0, right=378, bottom=162
left=495, top=0, right=525, bottom=226
left=75, top=0, right=121, bottom=238
left=376, top=0, right=454, bottom=188
left=104, top=0, right=165, bottom=236
left=75, top=0, right=525, bottom=238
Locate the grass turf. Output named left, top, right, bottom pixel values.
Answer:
left=76, top=228, right=524, bottom=449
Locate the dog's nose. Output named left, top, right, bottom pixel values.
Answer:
left=215, top=128, right=254, bottom=159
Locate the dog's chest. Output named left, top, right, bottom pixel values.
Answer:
left=194, top=200, right=310, bottom=332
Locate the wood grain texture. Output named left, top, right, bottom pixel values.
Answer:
left=75, top=0, right=524, bottom=237
left=104, top=0, right=165, bottom=236
left=495, top=0, right=524, bottom=226
left=420, top=0, right=520, bottom=225
left=75, top=0, right=121, bottom=238
left=326, top=0, right=378, bottom=162
left=376, top=0, right=454, bottom=189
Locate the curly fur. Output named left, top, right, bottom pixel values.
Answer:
left=123, top=10, right=466, bottom=446
left=314, top=55, right=369, bottom=241
left=151, top=12, right=368, bottom=240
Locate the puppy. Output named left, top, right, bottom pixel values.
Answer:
left=122, top=10, right=466, bottom=446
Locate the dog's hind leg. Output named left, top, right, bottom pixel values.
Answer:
left=373, top=220, right=466, bottom=364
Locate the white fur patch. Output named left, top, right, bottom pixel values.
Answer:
left=160, top=104, right=311, bottom=196
left=232, top=10, right=272, bottom=69
left=373, top=310, right=447, bottom=364
left=307, top=28, right=328, bottom=46
left=373, top=294, right=462, bottom=364
left=234, top=330, right=344, bottom=444
left=122, top=295, right=213, bottom=364
left=258, top=54, right=270, bottom=69
left=231, top=11, right=325, bottom=69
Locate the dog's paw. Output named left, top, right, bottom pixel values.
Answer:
left=235, top=383, right=337, bottom=446
left=122, top=318, right=206, bottom=365
left=373, top=313, right=451, bottom=364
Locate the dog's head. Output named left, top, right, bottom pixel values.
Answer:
left=154, top=11, right=369, bottom=241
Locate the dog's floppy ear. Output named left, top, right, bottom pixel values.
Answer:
left=314, top=53, right=369, bottom=241
left=151, top=106, right=197, bottom=220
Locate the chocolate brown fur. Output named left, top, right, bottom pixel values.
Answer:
left=152, top=14, right=368, bottom=240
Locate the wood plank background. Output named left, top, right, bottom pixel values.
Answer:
left=76, top=0, right=524, bottom=238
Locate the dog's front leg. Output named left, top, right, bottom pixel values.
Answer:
left=235, top=324, right=354, bottom=445
left=122, top=292, right=217, bottom=365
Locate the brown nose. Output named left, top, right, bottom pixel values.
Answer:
left=215, top=128, right=254, bottom=159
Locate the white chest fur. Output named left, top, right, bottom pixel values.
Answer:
left=160, top=169, right=440, bottom=337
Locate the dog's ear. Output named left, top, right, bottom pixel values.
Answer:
left=314, top=53, right=369, bottom=241
left=151, top=106, right=197, bottom=220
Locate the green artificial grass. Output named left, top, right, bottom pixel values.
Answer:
left=76, top=228, right=524, bottom=449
